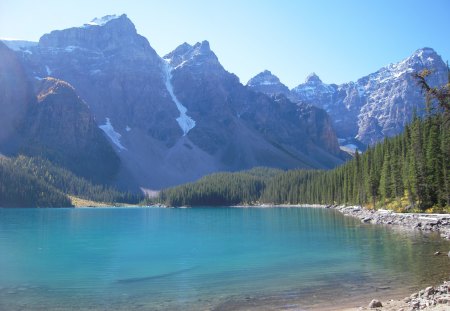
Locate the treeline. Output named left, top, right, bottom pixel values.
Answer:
left=156, top=167, right=282, bottom=206
left=0, top=155, right=144, bottom=207
left=263, top=113, right=449, bottom=211
left=0, top=156, right=71, bottom=207
left=158, top=114, right=449, bottom=212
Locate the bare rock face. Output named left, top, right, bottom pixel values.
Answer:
left=0, top=42, right=32, bottom=148
left=290, top=48, right=448, bottom=145
left=164, top=42, right=346, bottom=171
left=248, top=49, right=447, bottom=147
left=8, top=15, right=347, bottom=189
left=20, top=14, right=181, bottom=147
left=247, top=70, right=292, bottom=98
left=21, top=78, right=120, bottom=183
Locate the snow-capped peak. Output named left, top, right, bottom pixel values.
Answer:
left=163, top=40, right=218, bottom=69
left=305, top=72, right=322, bottom=84
left=247, top=70, right=282, bottom=86
left=83, top=14, right=123, bottom=27
left=413, top=47, right=437, bottom=58
left=366, top=47, right=441, bottom=85
left=247, top=70, right=291, bottom=96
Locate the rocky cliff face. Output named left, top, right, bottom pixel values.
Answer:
left=20, top=14, right=180, bottom=147
left=248, top=48, right=448, bottom=146
left=20, top=78, right=120, bottom=183
left=164, top=41, right=345, bottom=170
left=247, top=70, right=292, bottom=97
left=291, top=48, right=448, bottom=145
left=8, top=15, right=347, bottom=189
left=0, top=41, right=120, bottom=184
left=0, top=42, right=32, bottom=148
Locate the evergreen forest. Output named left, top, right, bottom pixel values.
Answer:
left=158, top=113, right=449, bottom=212
left=0, top=155, right=143, bottom=207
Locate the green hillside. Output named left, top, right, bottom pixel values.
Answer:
left=0, top=155, right=143, bottom=207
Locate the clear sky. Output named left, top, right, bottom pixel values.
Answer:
left=1, top=0, right=449, bottom=88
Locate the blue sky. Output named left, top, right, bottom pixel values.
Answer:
left=1, top=0, right=449, bottom=88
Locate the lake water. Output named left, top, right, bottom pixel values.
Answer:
left=1, top=207, right=449, bottom=311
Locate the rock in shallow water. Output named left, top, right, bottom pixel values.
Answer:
left=368, top=299, right=382, bottom=308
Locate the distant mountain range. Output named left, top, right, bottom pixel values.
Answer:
left=247, top=48, right=448, bottom=146
left=1, top=14, right=446, bottom=191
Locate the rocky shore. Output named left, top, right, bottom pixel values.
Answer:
left=346, top=281, right=450, bottom=311
left=328, top=205, right=450, bottom=240
left=327, top=205, right=450, bottom=310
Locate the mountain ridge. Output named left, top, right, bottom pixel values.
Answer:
left=4, top=14, right=419, bottom=190
left=247, top=47, right=448, bottom=146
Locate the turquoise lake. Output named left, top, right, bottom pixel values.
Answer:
left=1, top=207, right=449, bottom=310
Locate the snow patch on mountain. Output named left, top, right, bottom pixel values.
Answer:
left=163, top=41, right=218, bottom=70
left=162, top=61, right=196, bottom=136
left=99, top=117, right=127, bottom=151
left=290, top=48, right=447, bottom=145
left=45, top=65, right=52, bottom=76
left=83, top=15, right=121, bottom=27
left=341, top=144, right=358, bottom=153
left=65, top=46, right=80, bottom=52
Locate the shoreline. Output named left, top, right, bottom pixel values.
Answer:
left=234, top=203, right=450, bottom=310
left=233, top=203, right=450, bottom=240
left=315, top=204, right=450, bottom=310
left=328, top=204, right=450, bottom=240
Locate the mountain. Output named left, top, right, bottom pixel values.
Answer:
left=0, top=41, right=120, bottom=184
left=21, top=77, right=120, bottom=183
left=1, top=40, right=37, bottom=52
left=6, top=15, right=346, bottom=189
left=248, top=48, right=448, bottom=145
left=246, top=70, right=291, bottom=97
left=163, top=41, right=344, bottom=168
left=0, top=42, right=32, bottom=149
left=158, top=113, right=450, bottom=210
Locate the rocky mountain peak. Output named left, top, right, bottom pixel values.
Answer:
left=305, top=72, right=322, bottom=84
left=38, top=14, right=141, bottom=51
left=290, top=48, right=448, bottom=145
left=412, top=47, right=438, bottom=60
left=84, top=14, right=126, bottom=27
left=246, top=70, right=291, bottom=97
left=247, top=70, right=281, bottom=86
left=193, top=40, right=211, bottom=53
left=163, top=40, right=219, bottom=69
left=371, top=47, right=444, bottom=84
left=407, top=47, right=443, bottom=69
left=21, top=76, right=121, bottom=183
